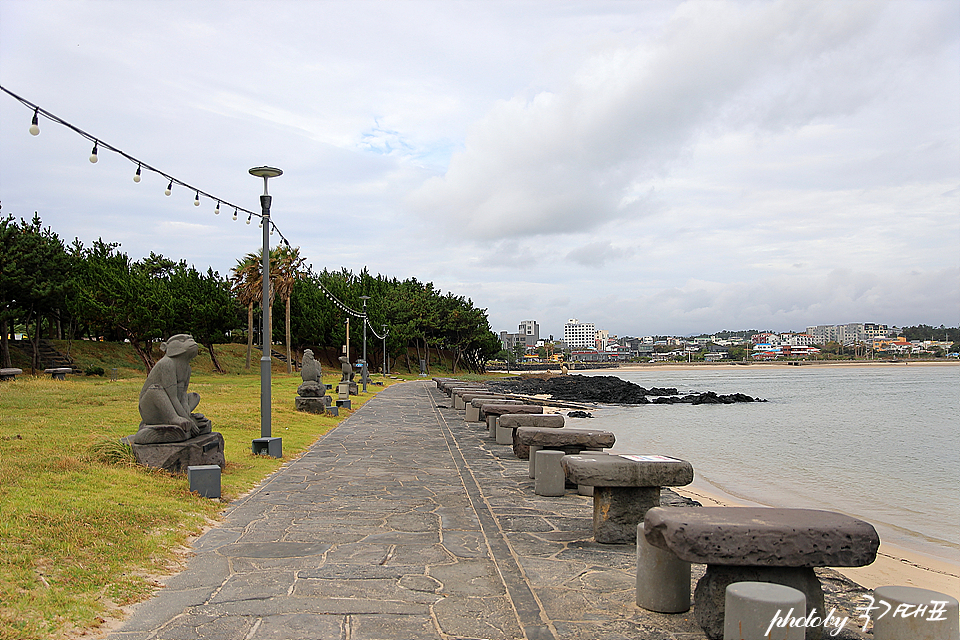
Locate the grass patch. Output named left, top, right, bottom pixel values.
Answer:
left=0, top=369, right=407, bottom=640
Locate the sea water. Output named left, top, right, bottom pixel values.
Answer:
left=575, top=365, right=960, bottom=563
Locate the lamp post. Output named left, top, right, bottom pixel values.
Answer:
left=249, top=166, right=282, bottom=458
left=359, top=296, right=370, bottom=392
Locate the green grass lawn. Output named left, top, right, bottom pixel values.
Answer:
left=0, top=366, right=403, bottom=640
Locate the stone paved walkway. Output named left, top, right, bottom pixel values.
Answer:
left=109, top=380, right=867, bottom=640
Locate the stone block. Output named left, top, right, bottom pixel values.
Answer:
left=296, top=381, right=327, bottom=397
left=0, top=368, right=23, bottom=381
left=188, top=465, right=221, bottom=499
left=643, top=507, right=880, bottom=567
left=336, top=399, right=352, bottom=409
left=44, top=367, right=72, bottom=380
left=124, top=431, right=225, bottom=474
left=724, top=581, right=805, bottom=640
left=562, top=454, right=694, bottom=488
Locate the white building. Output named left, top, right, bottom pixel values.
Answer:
left=564, top=319, right=596, bottom=350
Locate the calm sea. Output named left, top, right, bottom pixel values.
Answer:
left=575, top=365, right=960, bottom=563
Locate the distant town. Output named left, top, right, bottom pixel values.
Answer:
left=498, top=320, right=960, bottom=363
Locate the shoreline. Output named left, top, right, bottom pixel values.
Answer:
left=584, top=360, right=959, bottom=372
left=672, top=481, right=960, bottom=597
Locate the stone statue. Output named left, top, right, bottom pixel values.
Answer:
left=132, top=334, right=212, bottom=444
left=339, top=355, right=354, bottom=383
left=301, top=349, right=321, bottom=383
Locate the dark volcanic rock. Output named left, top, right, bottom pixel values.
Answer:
left=486, top=374, right=763, bottom=405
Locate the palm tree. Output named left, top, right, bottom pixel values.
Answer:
left=274, top=245, right=306, bottom=373
left=231, top=250, right=281, bottom=369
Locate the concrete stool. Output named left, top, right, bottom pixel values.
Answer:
left=637, top=522, right=690, bottom=613
left=872, top=585, right=959, bottom=640
left=724, top=581, right=806, bottom=640
left=534, top=450, right=565, bottom=497
left=45, top=367, right=72, bottom=380
left=495, top=421, right=513, bottom=445
left=0, top=368, right=23, bottom=381
left=187, top=465, right=221, bottom=499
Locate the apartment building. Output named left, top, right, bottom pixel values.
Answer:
left=563, top=319, right=596, bottom=350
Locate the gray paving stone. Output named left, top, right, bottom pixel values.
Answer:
left=109, top=381, right=870, bottom=640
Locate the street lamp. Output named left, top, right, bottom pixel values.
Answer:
left=359, top=295, right=370, bottom=392
left=249, top=166, right=282, bottom=458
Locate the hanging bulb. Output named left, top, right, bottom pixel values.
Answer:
left=29, top=108, right=40, bottom=136
left=214, top=201, right=220, bottom=215
left=194, top=192, right=200, bottom=207
left=232, top=208, right=238, bottom=221
left=259, top=218, right=263, bottom=228
left=270, top=224, right=274, bottom=236
left=89, top=141, right=99, bottom=163
left=133, top=164, right=142, bottom=183
left=246, top=213, right=252, bottom=225
left=165, top=180, right=173, bottom=196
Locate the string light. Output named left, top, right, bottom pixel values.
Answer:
left=194, top=191, right=200, bottom=207
left=246, top=212, right=252, bottom=225
left=1, top=84, right=275, bottom=235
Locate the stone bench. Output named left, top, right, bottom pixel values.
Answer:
left=467, top=398, right=524, bottom=423
left=497, top=413, right=565, bottom=453
left=0, top=368, right=23, bottom=381
left=643, top=506, right=880, bottom=640
left=562, top=454, right=693, bottom=544
left=44, top=367, right=73, bottom=380
left=514, top=426, right=616, bottom=461
left=481, top=404, right=543, bottom=434
left=452, top=387, right=490, bottom=409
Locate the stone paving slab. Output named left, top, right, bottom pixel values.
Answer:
left=109, top=381, right=870, bottom=640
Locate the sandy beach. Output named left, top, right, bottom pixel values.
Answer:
left=673, top=482, right=960, bottom=598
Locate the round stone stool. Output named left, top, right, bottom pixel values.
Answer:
left=636, top=523, right=690, bottom=613
left=723, top=581, right=805, bottom=640
left=534, top=450, right=565, bottom=497
left=872, top=585, right=959, bottom=640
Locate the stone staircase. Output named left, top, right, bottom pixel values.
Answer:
left=11, top=339, right=83, bottom=374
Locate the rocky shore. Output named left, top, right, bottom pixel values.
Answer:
left=486, top=373, right=765, bottom=404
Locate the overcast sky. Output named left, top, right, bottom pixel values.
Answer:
left=1, top=0, right=957, bottom=339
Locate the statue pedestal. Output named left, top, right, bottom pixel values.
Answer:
left=295, top=396, right=332, bottom=413
left=122, top=431, right=224, bottom=474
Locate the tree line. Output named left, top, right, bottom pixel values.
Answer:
left=0, top=214, right=500, bottom=374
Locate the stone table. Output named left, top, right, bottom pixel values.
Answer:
left=643, top=506, right=880, bottom=640
left=561, top=454, right=693, bottom=544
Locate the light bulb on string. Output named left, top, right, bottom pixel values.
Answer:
left=214, top=201, right=220, bottom=215
left=29, top=108, right=40, bottom=136
left=232, top=208, right=238, bottom=221
left=246, top=213, right=252, bottom=225
left=89, top=141, right=99, bottom=163
left=165, top=180, right=173, bottom=196
left=133, top=164, right=142, bottom=183
left=259, top=218, right=263, bottom=228
left=270, top=224, right=274, bottom=236
left=194, top=192, right=200, bottom=207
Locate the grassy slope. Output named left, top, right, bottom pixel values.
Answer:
left=0, top=340, right=441, bottom=640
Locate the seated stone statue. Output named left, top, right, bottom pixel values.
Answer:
left=339, top=355, right=354, bottom=383
left=132, top=334, right=213, bottom=444
left=301, top=349, right=321, bottom=383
